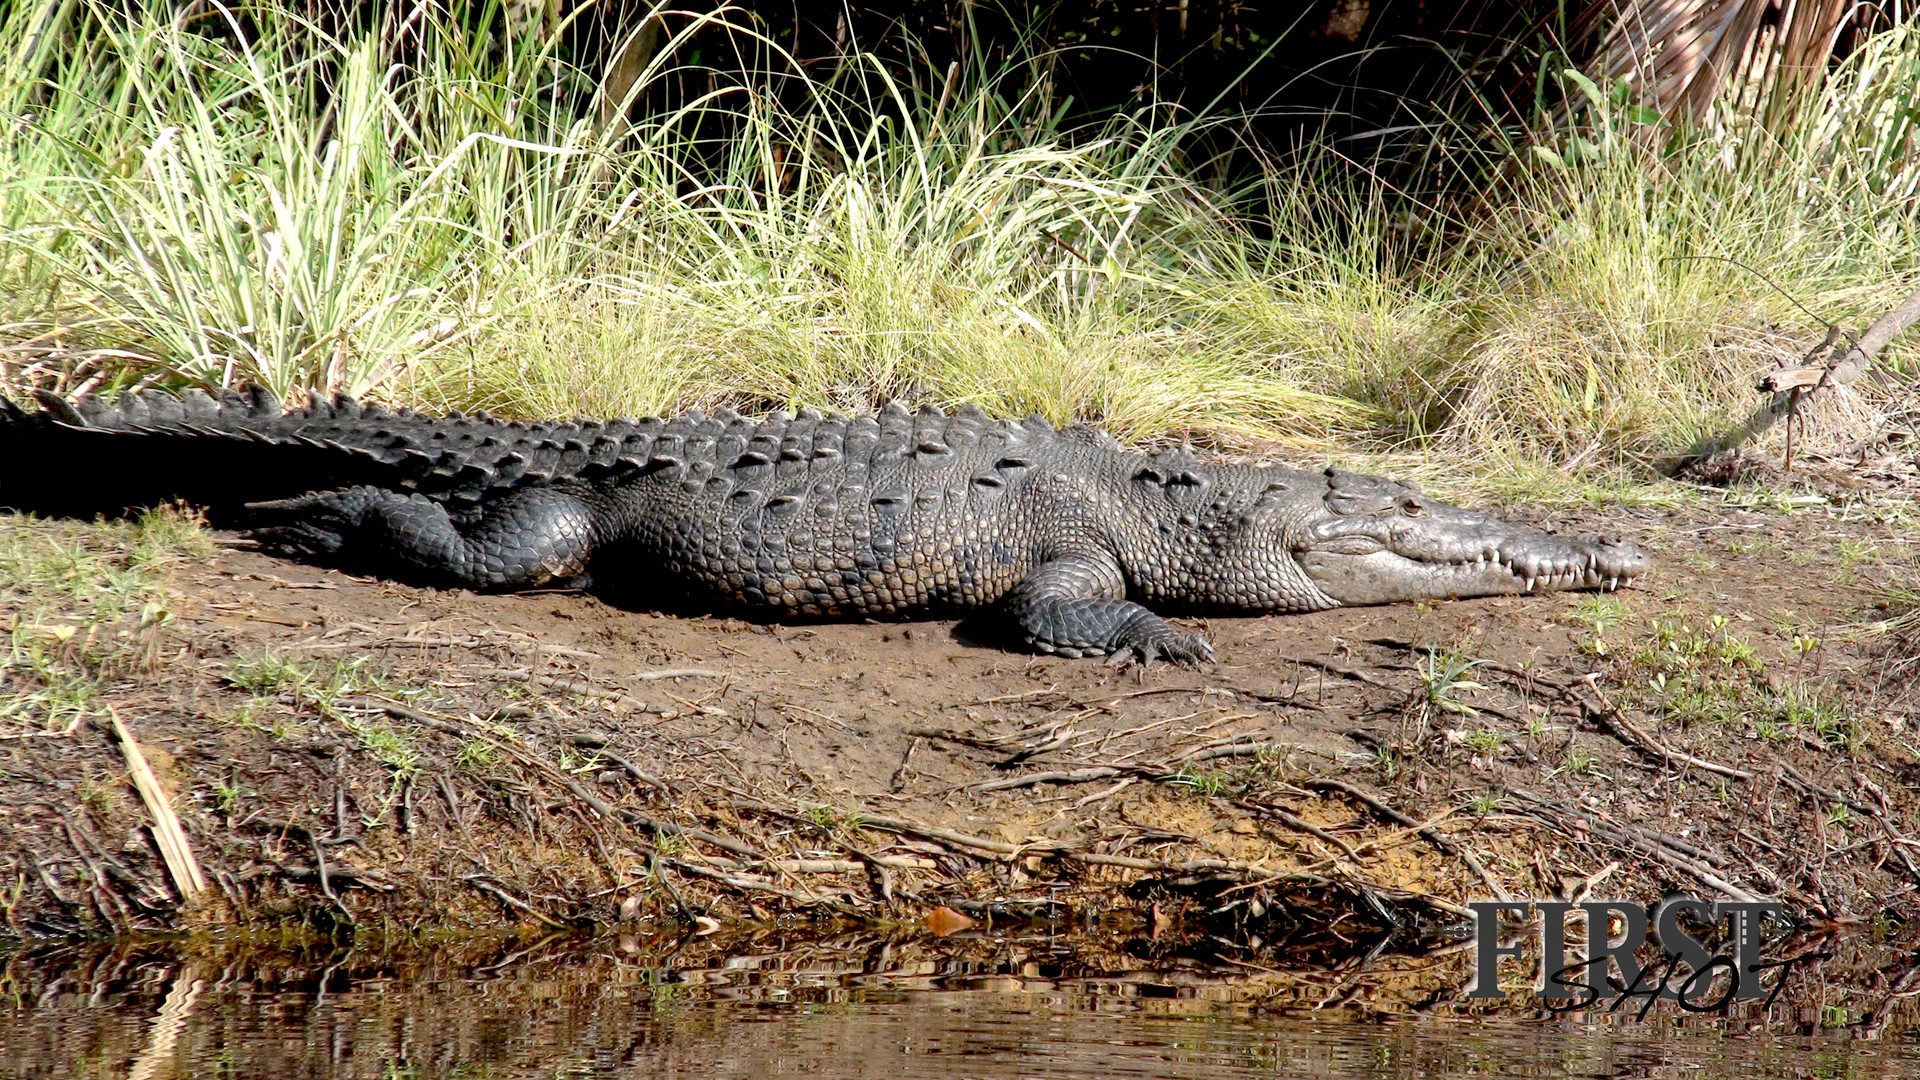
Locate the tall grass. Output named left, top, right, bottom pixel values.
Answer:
left=1, top=1, right=1916, bottom=481
left=1, top=5, right=477, bottom=394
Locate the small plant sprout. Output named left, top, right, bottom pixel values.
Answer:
left=1368, top=743, right=1401, bottom=780
left=75, top=775, right=115, bottom=814
left=1418, top=649, right=1488, bottom=720
left=1462, top=727, right=1507, bottom=754
left=1569, top=595, right=1629, bottom=655
left=1552, top=744, right=1609, bottom=780
left=1169, top=769, right=1228, bottom=797
left=454, top=738, right=500, bottom=770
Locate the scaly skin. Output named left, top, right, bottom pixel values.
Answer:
left=0, top=387, right=1652, bottom=663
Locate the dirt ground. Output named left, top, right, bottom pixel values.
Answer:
left=7, top=463, right=1920, bottom=1029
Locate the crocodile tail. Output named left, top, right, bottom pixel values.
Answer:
left=0, top=384, right=667, bottom=520
left=1, top=386, right=1062, bottom=521
left=3, top=386, right=342, bottom=517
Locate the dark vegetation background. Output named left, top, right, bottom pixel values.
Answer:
left=261, top=0, right=1902, bottom=182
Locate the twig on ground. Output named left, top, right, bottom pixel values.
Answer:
left=1290, top=656, right=1398, bottom=690
left=108, top=708, right=207, bottom=902
left=968, top=743, right=1279, bottom=793
left=1309, top=779, right=1509, bottom=901
left=1576, top=679, right=1752, bottom=781
left=889, top=737, right=921, bottom=792
left=578, top=742, right=671, bottom=797
left=1572, top=683, right=1920, bottom=881
left=464, top=876, right=569, bottom=928
left=625, top=815, right=762, bottom=860
left=971, top=766, right=1125, bottom=792
left=309, top=835, right=347, bottom=915
left=1074, top=776, right=1136, bottom=807
left=665, top=859, right=858, bottom=910
left=1507, top=788, right=1763, bottom=903
left=731, top=799, right=1024, bottom=857
left=474, top=669, right=653, bottom=712
left=1233, top=799, right=1361, bottom=860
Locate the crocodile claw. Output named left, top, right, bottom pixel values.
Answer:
left=1105, top=625, right=1215, bottom=669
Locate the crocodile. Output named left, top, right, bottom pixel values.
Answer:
left=0, top=385, right=1650, bottom=663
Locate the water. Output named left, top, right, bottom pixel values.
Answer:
left=4, top=934, right=1915, bottom=1079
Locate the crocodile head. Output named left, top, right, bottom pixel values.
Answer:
left=1125, top=461, right=1649, bottom=612
left=1290, top=470, right=1650, bottom=606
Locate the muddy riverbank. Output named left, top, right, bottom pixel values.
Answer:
left=6, top=480, right=1920, bottom=1028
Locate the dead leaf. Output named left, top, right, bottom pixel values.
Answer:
left=923, top=905, right=977, bottom=936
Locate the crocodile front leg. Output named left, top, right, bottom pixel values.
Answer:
left=1005, top=554, right=1213, bottom=665
left=244, top=485, right=600, bottom=589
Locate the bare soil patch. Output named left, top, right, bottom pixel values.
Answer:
left=6, top=486, right=1920, bottom=1027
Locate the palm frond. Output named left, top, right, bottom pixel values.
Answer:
left=1576, top=0, right=1877, bottom=123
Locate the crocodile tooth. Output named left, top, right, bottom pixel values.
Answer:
left=1525, top=577, right=1536, bottom=592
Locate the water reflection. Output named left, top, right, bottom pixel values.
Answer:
left=2, top=929, right=1914, bottom=1079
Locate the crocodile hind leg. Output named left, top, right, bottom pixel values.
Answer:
left=1005, top=554, right=1213, bottom=665
left=244, top=485, right=600, bottom=589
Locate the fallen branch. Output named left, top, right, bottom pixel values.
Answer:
left=1582, top=685, right=1915, bottom=830
left=344, top=696, right=626, bottom=821
left=474, top=668, right=653, bottom=712
left=834, top=810, right=1026, bottom=857
left=1574, top=686, right=1920, bottom=883
left=972, top=766, right=1126, bottom=792
left=1680, top=281, right=1920, bottom=468
left=619, top=815, right=760, bottom=860
left=727, top=797, right=1468, bottom=916
left=572, top=741, right=670, bottom=797
left=692, top=855, right=939, bottom=874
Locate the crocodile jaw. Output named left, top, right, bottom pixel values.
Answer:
left=1293, top=515, right=1651, bottom=607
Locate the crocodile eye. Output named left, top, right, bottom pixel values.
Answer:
left=1400, top=498, right=1424, bottom=516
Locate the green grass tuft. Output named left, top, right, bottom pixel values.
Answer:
left=0, top=506, right=208, bottom=736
